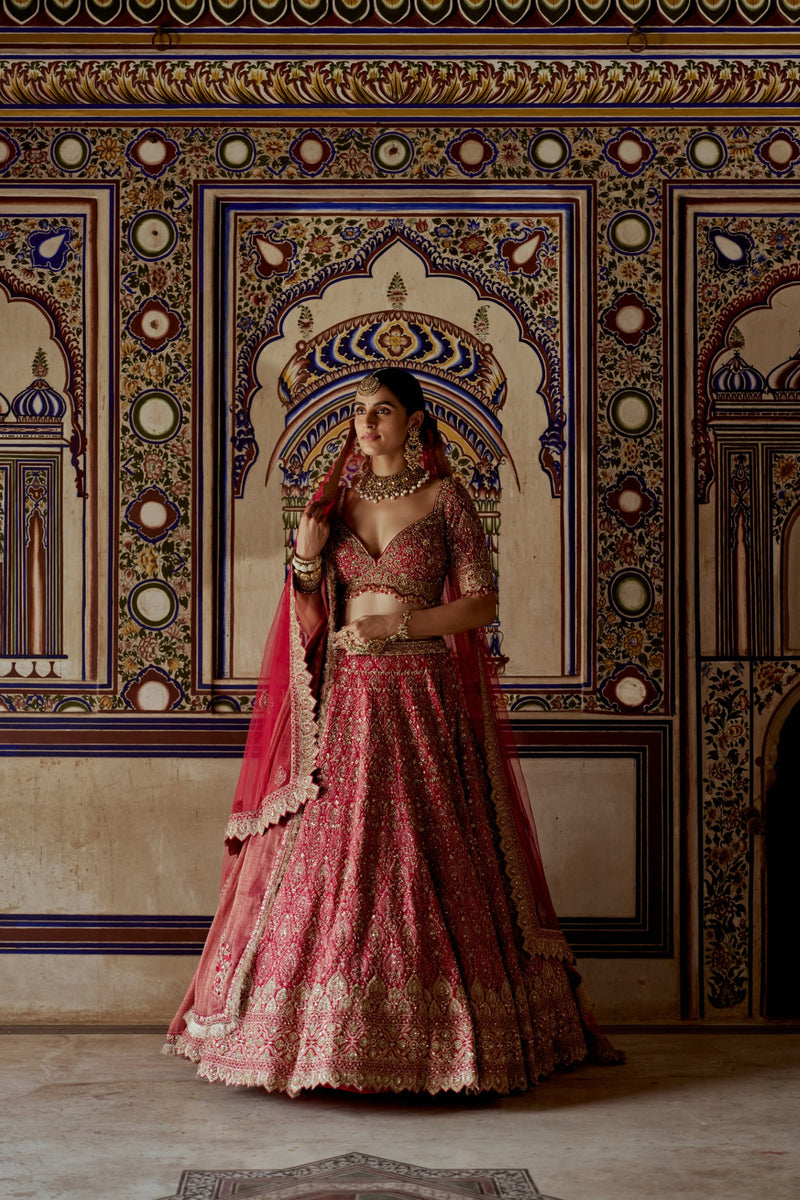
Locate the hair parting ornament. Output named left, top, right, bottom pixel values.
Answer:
left=356, top=372, right=382, bottom=396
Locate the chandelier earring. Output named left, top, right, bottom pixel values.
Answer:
left=404, top=424, right=423, bottom=471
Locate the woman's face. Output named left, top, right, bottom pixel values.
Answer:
left=353, top=385, right=421, bottom=461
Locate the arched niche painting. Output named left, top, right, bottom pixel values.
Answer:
left=702, top=280, right=800, bottom=657
left=0, top=290, right=84, bottom=681
left=202, top=195, right=590, bottom=701
left=0, top=191, right=113, bottom=700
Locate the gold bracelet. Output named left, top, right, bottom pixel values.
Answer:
left=292, top=552, right=322, bottom=572
left=388, top=610, right=412, bottom=642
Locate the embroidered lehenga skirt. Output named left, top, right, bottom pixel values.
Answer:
left=165, top=639, right=596, bottom=1095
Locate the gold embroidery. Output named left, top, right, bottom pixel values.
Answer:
left=168, top=813, right=302, bottom=1042
left=456, top=561, right=497, bottom=598
left=329, top=476, right=497, bottom=609
left=165, top=960, right=589, bottom=1096
left=224, top=582, right=320, bottom=840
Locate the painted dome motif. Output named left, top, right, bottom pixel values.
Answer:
left=710, top=328, right=765, bottom=396
left=767, top=335, right=800, bottom=396
left=11, top=348, right=66, bottom=422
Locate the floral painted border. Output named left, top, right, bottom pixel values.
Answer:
left=700, top=657, right=800, bottom=1012
left=699, top=660, right=751, bottom=1012
left=2, top=57, right=800, bottom=113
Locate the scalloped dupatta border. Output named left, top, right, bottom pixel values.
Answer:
left=165, top=580, right=326, bottom=1046
left=225, top=577, right=323, bottom=841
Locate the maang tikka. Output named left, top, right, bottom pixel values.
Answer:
left=357, top=373, right=381, bottom=396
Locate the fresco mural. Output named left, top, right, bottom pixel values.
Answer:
left=2, top=34, right=800, bottom=1022
left=0, top=189, right=114, bottom=699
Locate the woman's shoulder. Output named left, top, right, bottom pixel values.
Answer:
left=435, top=473, right=477, bottom=516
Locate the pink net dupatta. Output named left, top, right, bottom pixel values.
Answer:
left=165, top=432, right=353, bottom=1045
left=446, top=603, right=625, bottom=1066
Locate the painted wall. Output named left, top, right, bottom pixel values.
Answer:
left=2, top=33, right=799, bottom=1024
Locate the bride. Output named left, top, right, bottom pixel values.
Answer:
left=164, top=365, right=622, bottom=1094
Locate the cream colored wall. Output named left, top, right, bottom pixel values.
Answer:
left=1, top=751, right=675, bottom=1023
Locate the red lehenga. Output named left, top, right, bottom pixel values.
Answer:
left=164, top=473, right=622, bottom=1095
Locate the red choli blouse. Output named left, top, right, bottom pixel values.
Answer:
left=328, top=475, right=497, bottom=609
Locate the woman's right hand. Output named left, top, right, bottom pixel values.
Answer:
left=295, top=498, right=331, bottom=559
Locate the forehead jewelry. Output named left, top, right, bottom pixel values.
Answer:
left=356, top=373, right=381, bottom=396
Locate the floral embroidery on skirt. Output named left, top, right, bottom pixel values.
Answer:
left=165, top=647, right=593, bottom=1095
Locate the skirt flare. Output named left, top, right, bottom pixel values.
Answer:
left=165, top=642, right=600, bottom=1095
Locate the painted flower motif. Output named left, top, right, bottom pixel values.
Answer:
left=755, top=129, right=800, bottom=176
left=336, top=146, right=370, bottom=175
left=148, top=266, right=169, bottom=290
left=142, top=452, right=164, bottom=482
left=497, top=140, right=524, bottom=169
left=137, top=545, right=159, bottom=576
left=250, top=232, right=296, bottom=279
left=446, top=130, right=497, bottom=177
left=95, top=134, right=122, bottom=163
left=377, top=323, right=413, bottom=358
left=127, top=297, right=183, bottom=352
left=767, top=227, right=792, bottom=250
left=289, top=130, right=334, bottom=177
left=604, top=130, right=656, bottom=177
left=602, top=291, right=659, bottom=347
left=459, top=233, right=488, bottom=255
left=340, top=225, right=361, bottom=241
left=126, top=130, right=180, bottom=178
left=307, top=234, right=334, bottom=255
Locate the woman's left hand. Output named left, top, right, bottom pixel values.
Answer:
left=335, top=613, right=399, bottom=648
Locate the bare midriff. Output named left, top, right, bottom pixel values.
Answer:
left=341, top=591, right=427, bottom=627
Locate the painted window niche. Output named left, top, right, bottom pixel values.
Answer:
left=197, top=186, right=592, bottom=705
left=0, top=189, right=114, bottom=702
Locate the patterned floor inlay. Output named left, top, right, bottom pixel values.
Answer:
left=156, top=1151, right=564, bottom=1200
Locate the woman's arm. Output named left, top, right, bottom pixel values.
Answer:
left=339, top=593, right=496, bottom=645
left=293, top=498, right=331, bottom=636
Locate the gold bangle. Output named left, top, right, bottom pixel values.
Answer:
left=292, top=552, right=322, bottom=572
left=293, top=570, right=322, bottom=593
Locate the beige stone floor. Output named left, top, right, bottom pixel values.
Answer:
left=1, top=1032, right=798, bottom=1200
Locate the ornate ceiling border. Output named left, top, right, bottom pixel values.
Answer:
left=2, top=53, right=800, bottom=114
left=3, top=0, right=800, bottom=31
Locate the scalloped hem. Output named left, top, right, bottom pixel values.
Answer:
left=161, top=1032, right=594, bottom=1097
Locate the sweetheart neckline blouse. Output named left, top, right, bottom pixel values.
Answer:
left=328, top=475, right=497, bottom=609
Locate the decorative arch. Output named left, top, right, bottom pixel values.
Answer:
left=262, top=311, right=523, bottom=665
left=696, top=267, right=800, bottom=503
left=234, top=227, right=563, bottom=499
left=0, top=272, right=86, bottom=496
left=781, top=502, right=800, bottom=654
left=757, top=678, right=800, bottom=1016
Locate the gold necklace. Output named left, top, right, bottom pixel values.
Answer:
left=355, top=463, right=430, bottom=504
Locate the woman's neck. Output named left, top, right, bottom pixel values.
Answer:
left=369, top=451, right=406, bottom=477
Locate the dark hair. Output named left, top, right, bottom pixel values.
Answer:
left=364, top=365, right=450, bottom=475
left=372, top=366, right=425, bottom=415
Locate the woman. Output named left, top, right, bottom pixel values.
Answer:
left=164, top=365, right=622, bottom=1094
